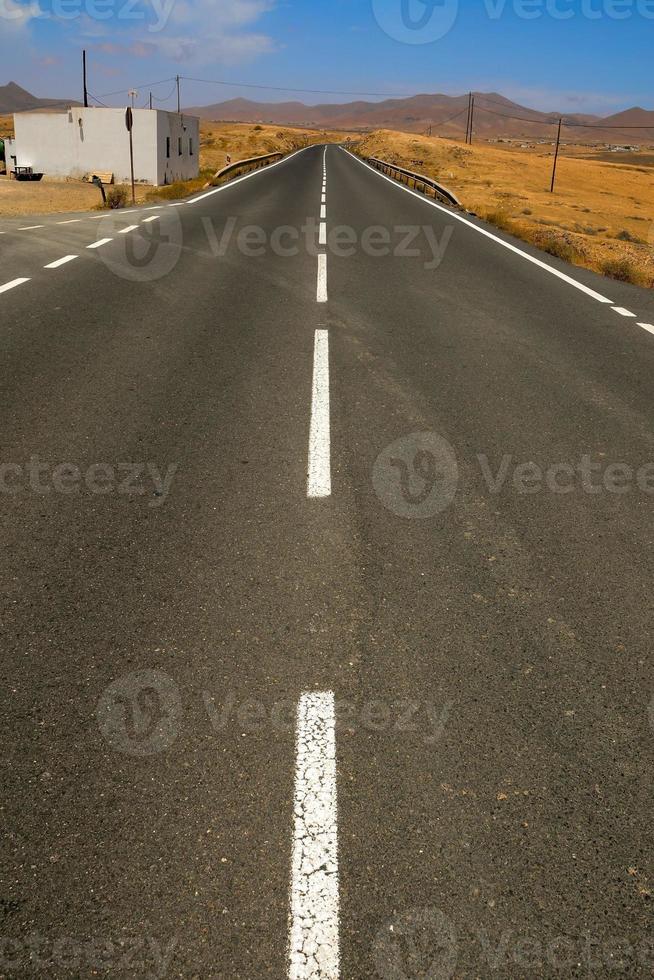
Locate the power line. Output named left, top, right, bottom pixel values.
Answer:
left=86, top=91, right=110, bottom=108
left=179, top=76, right=428, bottom=99
left=151, top=81, right=179, bottom=104
left=564, top=119, right=654, bottom=130
left=475, top=104, right=559, bottom=126
left=95, top=77, right=176, bottom=100
left=435, top=106, right=470, bottom=127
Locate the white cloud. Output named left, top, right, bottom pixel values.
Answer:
left=0, top=0, right=41, bottom=31
left=163, top=0, right=274, bottom=29
left=133, top=0, right=277, bottom=64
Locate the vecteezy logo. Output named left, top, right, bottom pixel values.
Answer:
left=373, top=431, right=458, bottom=518
left=373, top=907, right=458, bottom=979
left=95, top=209, right=183, bottom=283
left=371, top=0, right=459, bottom=43
left=96, top=669, right=182, bottom=755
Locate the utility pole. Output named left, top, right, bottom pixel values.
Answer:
left=176, top=75, right=181, bottom=114
left=550, top=117, right=562, bottom=193
left=125, top=107, right=135, bottom=205
left=149, top=91, right=153, bottom=110
left=82, top=49, right=88, bottom=108
left=465, top=92, right=472, bottom=144
left=468, top=96, right=475, bottom=144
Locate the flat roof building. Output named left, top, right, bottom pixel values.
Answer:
left=4, top=106, right=199, bottom=186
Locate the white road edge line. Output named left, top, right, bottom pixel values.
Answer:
left=86, top=238, right=113, bottom=249
left=118, top=225, right=138, bottom=234
left=184, top=145, right=313, bottom=206
left=342, top=147, right=615, bottom=306
left=317, top=253, right=328, bottom=304
left=289, top=691, right=339, bottom=980
left=44, top=255, right=78, bottom=269
left=307, top=329, right=331, bottom=498
left=612, top=307, right=636, bottom=317
left=319, top=222, right=327, bottom=246
left=0, top=278, right=30, bottom=294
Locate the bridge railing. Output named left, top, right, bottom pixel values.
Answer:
left=205, top=151, right=285, bottom=188
left=364, top=155, right=461, bottom=208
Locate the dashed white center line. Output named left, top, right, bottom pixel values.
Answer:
left=57, top=219, right=82, bottom=225
left=638, top=323, right=654, bottom=335
left=0, top=277, right=30, bottom=294
left=612, top=307, right=636, bottom=317
left=289, top=691, right=339, bottom=980
left=18, top=225, right=44, bottom=231
left=317, top=254, right=328, bottom=304
left=86, top=238, right=113, bottom=249
left=44, top=255, right=78, bottom=269
left=142, top=215, right=160, bottom=223
left=307, top=329, right=331, bottom=498
left=319, top=223, right=327, bottom=246
left=320, top=205, right=327, bottom=220
left=118, top=225, right=138, bottom=234
left=321, top=194, right=326, bottom=204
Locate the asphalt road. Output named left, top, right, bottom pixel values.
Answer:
left=2, top=143, right=654, bottom=979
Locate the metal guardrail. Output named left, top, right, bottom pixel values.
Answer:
left=205, top=151, right=284, bottom=188
left=365, top=156, right=461, bottom=208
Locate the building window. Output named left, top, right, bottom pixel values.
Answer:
left=178, top=137, right=182, bottom=156
left=166, top=137, right=170, bottom=159
left=189, top=138, right=194, bottom=156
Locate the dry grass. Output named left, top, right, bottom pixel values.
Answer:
left=146, top=121, right=349, bottom=202
left=355, top=129, right=654, bottom=287
left=0, top=120, right=347, bottom=214
left=197, top=120, right=349, bottom=172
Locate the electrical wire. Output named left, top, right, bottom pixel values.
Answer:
left=86, top=91, right=110, bottom=108
left=179, top=76, right=426, bottom=99
left=434, top=107, right=470, bottom=127
left=152, top=81, right=179, bottom=104
left=95, top=77, right=176, bottom=100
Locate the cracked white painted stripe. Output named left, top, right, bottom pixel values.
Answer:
left=307, top=329, right=331, bottom=498
left=289, top=692, right=339, bottom=980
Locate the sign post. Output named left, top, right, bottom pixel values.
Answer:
left=125, top=106, right=135, bottom=205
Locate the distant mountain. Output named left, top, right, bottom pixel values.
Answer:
left=0, top=81, right=78, bottom=115
left=599, top=106, right=654, bottom=129
left=185, top=91, right=653, bottom=143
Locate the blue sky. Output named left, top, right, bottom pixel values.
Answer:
left=1, top=0, right=653, bottom=115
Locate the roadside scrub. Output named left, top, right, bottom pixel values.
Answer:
left=355, top=129, right=654, bottom=289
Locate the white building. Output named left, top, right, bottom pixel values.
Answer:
left=4, top=107, right=200, bottom=186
